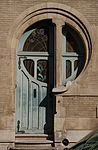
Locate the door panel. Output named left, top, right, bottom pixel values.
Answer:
left=16, top=56, right=49, bottom=133
left=16, top=69, right=29, bottom=132
left=21, top=71, right=29, bottom=129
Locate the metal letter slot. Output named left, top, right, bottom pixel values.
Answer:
left=34, top=89, right=36, bottom=98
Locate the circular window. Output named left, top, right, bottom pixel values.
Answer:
left=17, top=20, right=87, bottom=86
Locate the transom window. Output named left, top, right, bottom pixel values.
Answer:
left=23, top=28, right=49, bottom=52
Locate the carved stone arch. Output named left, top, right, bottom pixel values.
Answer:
left=8, top=3, right=92, bottom=43
left=8, top=2, right=92, bottom=68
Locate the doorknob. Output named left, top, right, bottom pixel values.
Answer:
left=34, top=89, right=36, bottom=98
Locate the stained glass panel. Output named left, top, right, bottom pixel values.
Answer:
left=23, top=28, right=48, bottom=52
left=23, top=59, right=34, bottom=77
left=37, top=60, right=48, bottom=83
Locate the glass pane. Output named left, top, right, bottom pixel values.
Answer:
left=66, top=32, right=77, bottom=52
left=62, top=25, right=85, bottom=55
left=66, top=60, right=71, bottom=78
left=23, top=28, right=48, bottom=52
left=23, top=59, right=34, bottom=77
left=62, top=25, right=86, bottom=84
left=74, top=60, right=78, bottom=71
left=37, top=60, right=48, bottom=83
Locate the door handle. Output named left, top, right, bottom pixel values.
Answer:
left=34, top=89, right=36, bottom=98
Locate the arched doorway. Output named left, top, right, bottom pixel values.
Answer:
left=8, top=3, right=92, bottom=144
left=16, top=19, right=87, bottom=136
left=16, top=20, right=55, bottom=134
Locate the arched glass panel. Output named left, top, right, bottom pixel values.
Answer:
left=23, top=59, right=34, bottom=77
left=23, top=28, right=49, bottom=52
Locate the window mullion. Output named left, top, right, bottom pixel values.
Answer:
left=34, top=60, right=37, bottom=79
left=53, top=19, right=65, bottom=87
left=71, top=59, right=74, bottom=76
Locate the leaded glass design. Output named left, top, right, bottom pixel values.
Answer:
left=23, top=28, right=48, bottom=52
left=37, top=60, right=48, bottom=83
left=23, top=59, right=34, bottom=77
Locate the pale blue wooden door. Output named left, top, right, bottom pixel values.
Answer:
left=16, top=55, right=52, bottom=133
left=16, top=21, right=54, bottom=134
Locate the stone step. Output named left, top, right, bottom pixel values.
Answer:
left=15, top=140, right=53, bottom=147
left=10, top=144, right=56, bottom=150
left=15, top=134, right=53, bottom=145
left=11, top=134, right=54, bottom=150
left=10, top=147, right=56, bottom=150
left=15, top=134, right=53, bottom=141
